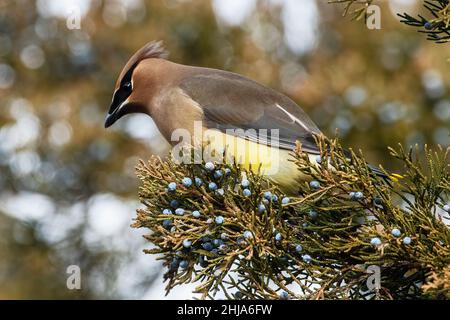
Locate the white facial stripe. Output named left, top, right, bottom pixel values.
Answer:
left=275, top=103, right=310, bottom=132
left=111, top=89, right=118, bottom=102
left=117, top=98, right=129, bottom=112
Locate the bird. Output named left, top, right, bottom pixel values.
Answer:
left=105, top=40, right=389, bottom=193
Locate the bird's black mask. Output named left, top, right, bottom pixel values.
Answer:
left=105, top=66, right=134, bottom=128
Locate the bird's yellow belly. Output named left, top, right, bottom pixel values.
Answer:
left=200, top=130, right=310, bottom=194
left=166, top=128, right=315, bottom=194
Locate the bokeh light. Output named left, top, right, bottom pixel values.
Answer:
left=0, top=0, right=448, bottom=299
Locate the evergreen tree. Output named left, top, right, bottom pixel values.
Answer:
left=134, top=137, right=449, bottom=299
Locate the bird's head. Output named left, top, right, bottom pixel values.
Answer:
left=104, top=40, right=169, bottom=128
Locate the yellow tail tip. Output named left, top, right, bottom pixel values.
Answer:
left=389, top=173, right=404, bottom=181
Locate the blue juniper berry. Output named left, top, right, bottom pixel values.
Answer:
left=391, top=228, right=401, bottom=238
left=309, top=210, right=318, bottom=220
left=201, top=236, right=211, bottom=243
left=370, top=237, right=381, bottom=246
left=170, top=199, right=179, bottom=208
left=241, top=179, right=250, bottom=188
left=162, top=220, right=172, bottom=229
left=354, top=191, right=364, bottom=200
left=214, top=170, right=223, bottom=179
left=194, top=177, right=203, bottom=187
left=279, top=291, right=289, bottom=300
left=205, top=162, right=215, bottom=171
left=374, top=197, right=383, bottom=206
left=403, top=237, right=412, bottom=245
left=243, top=230, right=253, bottom=239
left=183, top=239, right=192, bottom=248
left=309, top=180, right=320, bottom=189
left=202, top=242, right=213, bottom=251
left=168, top=182, right=177, bottom=191
left=170, top=258, right=180, bottom=270
left=175, top=208, right=185, bottom=216
left=257, top=203, right=266, bottom=213
left=208, top=182, right=218, bottom=191
left=215, top=216, right=224, bottom=224
left=181, top=177, right=192, bottom=187
left=179, top=260, right=189, bottom=269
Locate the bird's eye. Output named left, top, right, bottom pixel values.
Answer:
left=123, top=81, right=132, bottom=89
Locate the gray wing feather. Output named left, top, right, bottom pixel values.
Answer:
left=179, top=70, right=321, bottom=154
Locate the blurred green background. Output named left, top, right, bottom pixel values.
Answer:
left=0, top=0, right=448, bottom=299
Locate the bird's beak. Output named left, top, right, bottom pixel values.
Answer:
left=104, top=110, right=118, bottom=128
left=105, top=99, right=126, bottom=128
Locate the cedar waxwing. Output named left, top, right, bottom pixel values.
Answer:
left=105, top=41, right=387, bottom=192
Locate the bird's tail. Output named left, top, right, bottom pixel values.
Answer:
left=389, top=173, right=404, bottom=182
left=368, top=164, right=404, bottom=183
left=341, top=149, right=403, bottom=182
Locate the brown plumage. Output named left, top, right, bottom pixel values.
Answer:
left=105, top=41, right=320, bottom=152
left=105, top=40, right=388, bottom=191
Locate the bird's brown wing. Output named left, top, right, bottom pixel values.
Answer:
left=179, top=70, right=321, bottom=154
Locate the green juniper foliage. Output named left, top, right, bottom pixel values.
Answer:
left=133, top=137, right=449, bottom=299
left=398, top=0, right=450, bottom=44
left=329, top=0, right=450, bottom=44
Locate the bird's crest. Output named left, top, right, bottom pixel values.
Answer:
left=128, top=40, right=169, bottom=65
left=117, top=41, right=169, bottom=88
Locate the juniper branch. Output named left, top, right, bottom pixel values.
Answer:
left=133, top=137, right=450, bottom=300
